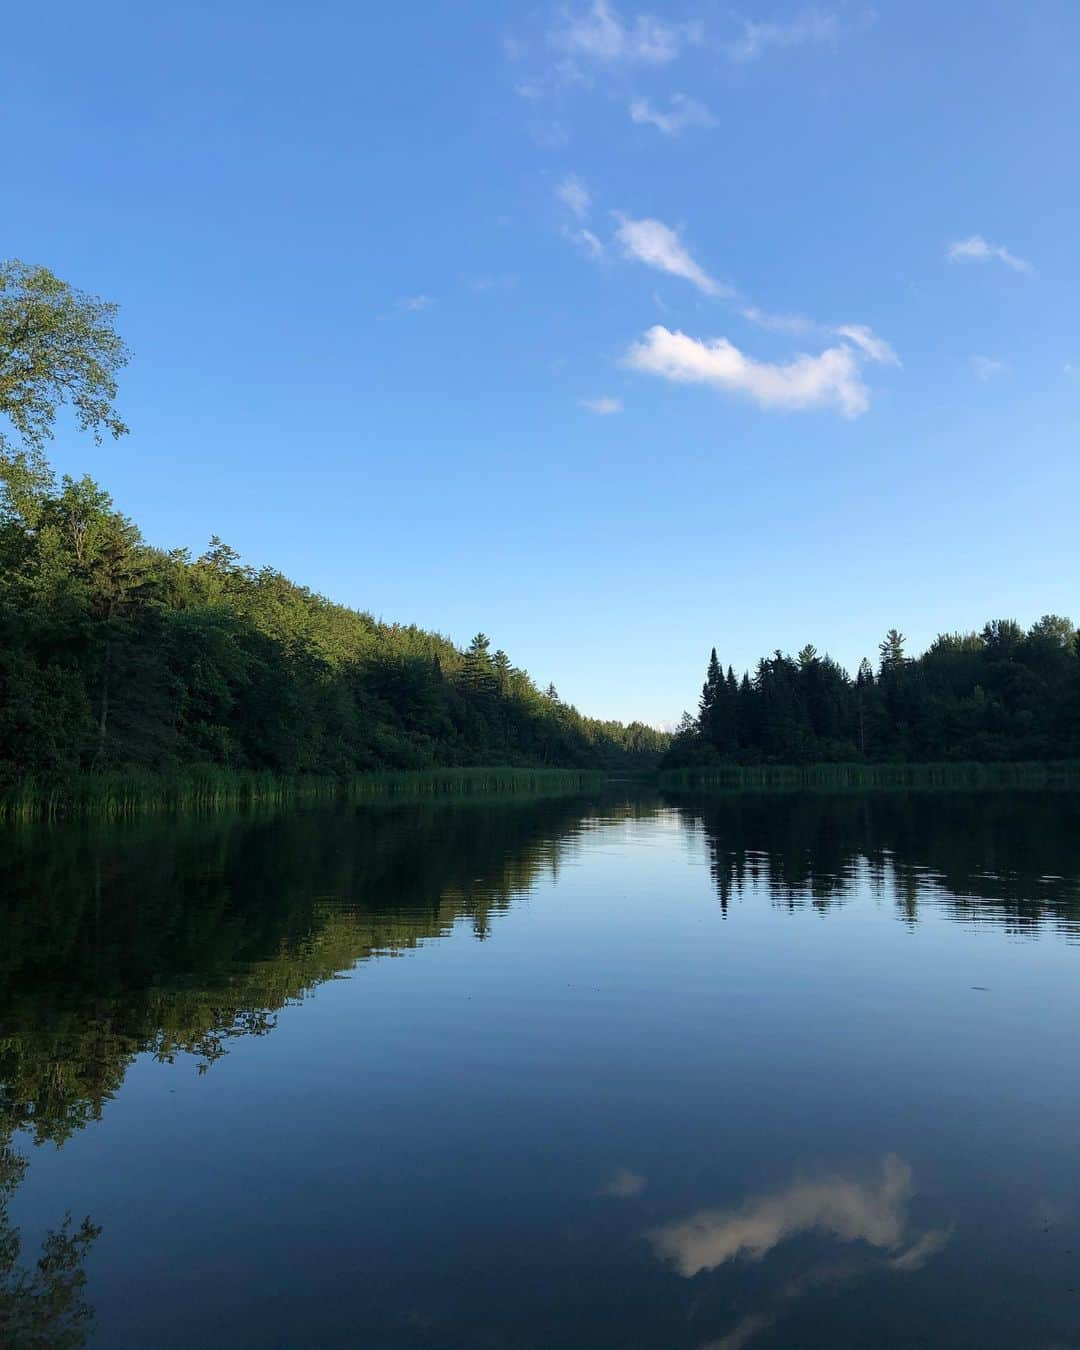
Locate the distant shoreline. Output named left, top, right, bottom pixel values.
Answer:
left=659, top=760, right=1080, bottom=792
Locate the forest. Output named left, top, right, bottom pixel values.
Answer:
left=0, top=471, right=668, bottom=787
left=666, top=622, right=1080, bottom=768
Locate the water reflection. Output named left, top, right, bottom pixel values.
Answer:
left=0, top=794, right=596, bottom=1347
left=650, top=1158, right=953, bottom=1350
left=0, top=1145, right=99, bottom=1347
left=600, top=1168, right=647, bottom=1199
left=649, top=1155, right=948, bottom=1275
left=0, top=785, right=1078, bottom=1346
left=0, top=796, right=592, bottom=1146
left=677, top=790, right=1080, bottom=931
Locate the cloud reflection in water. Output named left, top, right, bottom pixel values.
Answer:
left=648, top=1155, right=953, bottom=1348
left=648, top=1154, right=947, bottom=1276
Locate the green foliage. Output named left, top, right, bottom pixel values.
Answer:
left=0, top=468, right=668, bottom=797
left=0, top=262, right=129, bottom=493
left=668, top=619, right=1080, bottom=769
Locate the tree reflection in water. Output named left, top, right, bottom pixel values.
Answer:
left=1, top=785, right=1078, bottom=1345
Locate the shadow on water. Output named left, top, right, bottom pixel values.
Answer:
left=1, top=783, right=1079, bottom=1345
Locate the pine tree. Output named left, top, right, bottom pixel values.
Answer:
left=461, top=633, right=495, bottom=697
left=726, top=666, right=739, bottom=748
left=698, top=648, right=722, bottom=743
left=879, top=629, right=906, bottom=674
left=492, top=649, right=511, bottom=694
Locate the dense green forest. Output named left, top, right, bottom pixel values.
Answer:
left=0, top=473, right=667, bottom=786
left=666, top=621, right=1080, bottom=768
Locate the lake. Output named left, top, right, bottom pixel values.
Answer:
left=3, top=785, right=1080, bottom=1348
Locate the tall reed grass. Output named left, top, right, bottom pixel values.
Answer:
left=0, top=766, right=603, bottom=823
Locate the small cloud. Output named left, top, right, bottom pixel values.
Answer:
left=615, top=215, right=727, bottom=297
left=1063, top=362, right=1079, bottom=380
left=552, top=0, right=703, bottom=67
left=948, top=234, right=1034, bottom=276
left=600, top=1167, right=646, bottom=1196
left=625, top=324, right=871, bottom=418
left=743, top=310, right=900, bottom=366
left=741, top=306, right=817, bottom=336
left=514, top=3, right=702, bottom=104
left=401, top=294, right=432, bottom=312
left=971, top=355, right=1007, bottom=381
left=580, top=395, right=623, bottom=414
left=833, top=323, right=900, bottom=367
left=563, top=225, right=606, bottom=260
left=469, top=274, right=518, bottom=293
left=629, top=92, right=716, bottom=135
left=555, top=173, right=591, bottom=219
left=726, top=7, right=841, bottom=62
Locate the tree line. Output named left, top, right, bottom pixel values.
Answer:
left=0, top=259, right=666, bottom=786
left=0, top=473, right=667, bottom=785
left=666, top=620, right=1080, bottom=767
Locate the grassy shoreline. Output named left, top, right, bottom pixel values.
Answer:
left=658, top=760, right=1080, bottom=792
left=0, top=766, right=604, bottom=823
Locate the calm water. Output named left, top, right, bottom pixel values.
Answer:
left=3, top=786, right=1080, bottom=1348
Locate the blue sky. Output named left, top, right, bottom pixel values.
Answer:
left=6, top=1, right=1079, bottom=726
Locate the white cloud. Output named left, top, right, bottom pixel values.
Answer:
left=552, top=0, right=703, bottom=67
left=625, top=324, right=871, bottom=417
left=563, top=225, right=605, bottom=260
left=599, top=1167, right=645, bottom=1195
left=726, top=7, right=841, bottom=61
left=741, top=305, right=817, bottom=335
left=401, top=294, right=432, bottom=312
left=555, top=174, right=591, bottom=219
left=580, top=395, right=624, bottom=414
left=948, top=234, right=1034, bottom=275
left=648, top=1155, right=939, bottom=1277
left=615, top=215, right=726, bottom=296
left=971, top=355, right=1007, bottom=381
left=833, top=323, right=900, bottom=367
left=743, top=309, right=899, bottom=366
left=1065, top=362, right=1080, bottom=380
left=629, top=92, right=716, bottom=135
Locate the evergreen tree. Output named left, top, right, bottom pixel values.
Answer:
left=878, top=629, right=906, bottom=674
left=698, top=648, right=723, bottom=744
left=664, top=616, right=1080, bottom=770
